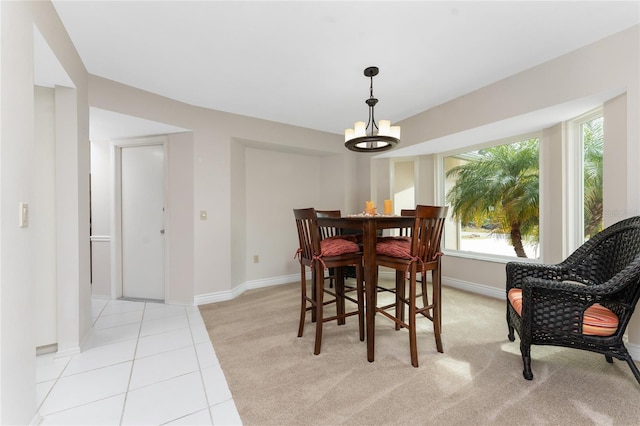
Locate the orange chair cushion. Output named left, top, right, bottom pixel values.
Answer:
left=376, top=237, right=411, bottom=258
left=320, top=236, right=360, bottom=256
left=507, top=289, right=618, bottom=337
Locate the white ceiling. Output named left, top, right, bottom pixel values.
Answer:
left=47, top=1, right=639, bottom=151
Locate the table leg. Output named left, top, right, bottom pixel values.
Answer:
left=364, top=219, right=377, bottom=362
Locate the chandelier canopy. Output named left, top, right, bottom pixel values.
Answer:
left=344, top=66, right=400, bottom=153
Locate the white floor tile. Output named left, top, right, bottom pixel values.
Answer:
left=201, top=365, right=233, bottom=406
left=165, top=408, right=213, bottom=425
left=129, top=345, right=199, bottom=390
left=143, top=303, right=186, bottom=321
left=39, top=362, right=132, bottom=416
left=37, top=380, right=56, bottom=410
left=210, top=399, right=243, bottom=426
left=37, top=298, right=240, bottom=425
left=140, top=314, right=189, bottom=337
left=190, top=322, right=212, bottom=344
left=195, top=341, right=219, bottom=370
left=64, top=339, right=137, bottom=376
left=91, top=299, right=109, bottom=322
left=41, top=393, right=126, bottom=425
left=121, top=371, right=208, bottom=425
left=135, top=327, right=193, bottom=359
left=36, top=353, right=71, bottom=383
left=93, top=309, right=143, bottom=330
left=82, top=323, right=141, bottom=350
left=101, top=300, right=145, bottom=316
left=188, top=311, right=206, bottom=328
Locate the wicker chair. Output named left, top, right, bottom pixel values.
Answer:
left=506, top=216, right=640, bottom=384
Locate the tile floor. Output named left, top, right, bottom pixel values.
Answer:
left=36, top=298, right=242, bottom=425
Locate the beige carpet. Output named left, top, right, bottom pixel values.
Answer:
left=199, top=280, right=640, bottom=425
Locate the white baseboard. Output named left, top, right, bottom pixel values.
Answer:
left=378, top=270, right=506, bottom=300
left=193, top=274, right=297, bottom=306
left=246, top=274, right=299, bottom=290
left=442, top=277, right=506, bottom=300
left=194, top=273, right=506, bottom=306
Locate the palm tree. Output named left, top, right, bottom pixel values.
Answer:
left=583, top=117, right=603, bottom=239
left=446, top=139, right=539, bottom=258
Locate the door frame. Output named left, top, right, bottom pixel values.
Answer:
left=110, top=136, right=169, bottom=300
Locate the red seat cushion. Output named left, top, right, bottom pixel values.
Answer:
left=376, top=237, right=411, bottom=258
left=320, top=236, right=360, bottom=256
left=507, top=289, right=618, bottom=337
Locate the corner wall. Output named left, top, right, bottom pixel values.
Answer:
left=1, top=1, right=90, bottom=423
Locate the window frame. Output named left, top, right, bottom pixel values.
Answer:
left=437, top=131, right=542, bottom=263
left=565, top=107, right=603, bottom=255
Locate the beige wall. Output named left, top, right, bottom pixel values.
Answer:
left=88, top=76, right=355, bottom=303
left=166, top=132, right=195, bottom=304
left=34, top=86, right=58, bottom=347
left=1, top=1, right=90, bottom=424
left=245, top=147, right=321, bottom=281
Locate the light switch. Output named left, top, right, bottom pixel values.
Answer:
left=200, top=210, right=208, bottom=220
left=19, top=202, right=29, bottom=228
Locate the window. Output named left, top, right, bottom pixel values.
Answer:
left=442, top=136, right=540, bottom=259
left=580, top=114, right=604, bottom=241
left=566, top=108, right=604, bottom=249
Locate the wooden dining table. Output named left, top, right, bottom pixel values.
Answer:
left=317, top=214, right=414, bottom=362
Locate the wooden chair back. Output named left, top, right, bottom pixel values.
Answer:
left=293, top=208, right=321, bottom=263
left=316, top=210, right=342, bottom=240
left=412, top=205, right=448, bottom=263
left=399, top=209, right=415, bottom=236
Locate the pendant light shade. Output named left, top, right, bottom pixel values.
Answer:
left=344, top=66, right=400, bottom=153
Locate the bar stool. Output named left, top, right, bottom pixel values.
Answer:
left=293, top=208, right=364, bottom=355
left=375, top=205, right=448, bottom=367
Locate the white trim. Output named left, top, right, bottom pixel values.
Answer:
left=565, top=107, right=603, bottom=254
left=380, top=270, right=506, bottom=300
left=193, top=274, right=299, bottom=306
left=90, top=235, right=110, bottom=242
left=193, top=273, right=507, bottom=306
left=246, top=274, right=299, bottom=290
left=442, top=276, right=505, bottom=300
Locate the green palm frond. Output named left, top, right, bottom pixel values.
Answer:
left=446, top=139, right=539, bottom=257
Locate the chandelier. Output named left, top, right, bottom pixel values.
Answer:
left=344, top=66, right=400, bottom=153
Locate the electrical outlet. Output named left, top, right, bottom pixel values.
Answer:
left=253, top=255, right=259, bottom=263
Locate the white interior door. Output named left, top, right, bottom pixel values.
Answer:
left=121, top=144, right=165, bottom=300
